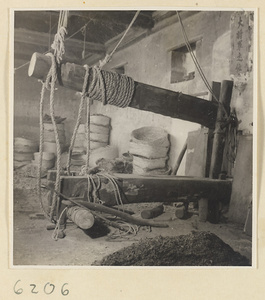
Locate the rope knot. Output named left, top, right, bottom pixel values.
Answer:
left=51, top=27, right=68, bottom=63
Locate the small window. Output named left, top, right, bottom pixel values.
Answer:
left=171, top=42, right=196, bottom=83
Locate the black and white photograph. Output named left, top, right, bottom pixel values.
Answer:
left=11, top=9, right=255, bottom=267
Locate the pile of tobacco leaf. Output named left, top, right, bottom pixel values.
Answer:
left=94, top=231, right=250, bottom=266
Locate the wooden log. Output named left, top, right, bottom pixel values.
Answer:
left=28, top=52, right=218, bottom=128
left=74, top=200, right=169, bottom=228
left=141, top=204, right=164, bottom=219
left=209, top=80, right=233, bottom=179
left=66, top=206, right=95, bottom=229
left=59, top=173, right=232, bottom=207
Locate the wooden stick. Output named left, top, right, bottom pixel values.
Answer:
left=171, top=139, right=188, bottom=175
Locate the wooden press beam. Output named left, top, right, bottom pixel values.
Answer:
left=59, top=173, right=232, bottom=207
left=28, top=52, right=219, bottom=128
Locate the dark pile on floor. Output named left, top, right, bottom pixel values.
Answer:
left=94, top=231, right=250, bottom=266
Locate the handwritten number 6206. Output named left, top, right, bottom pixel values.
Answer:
left=14, top=280, right=69, bottom=296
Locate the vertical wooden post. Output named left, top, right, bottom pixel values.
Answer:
left=205, top=82, right=221, bottom=177
left=209, top=80, right=233, bottom=179
left=208, top=80, right=233, bottom=223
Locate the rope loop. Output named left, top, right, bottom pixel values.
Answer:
left=51, top=27, right=68, bottom=64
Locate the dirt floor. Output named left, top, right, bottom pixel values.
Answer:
left=12, top=169, right=252, bottom=267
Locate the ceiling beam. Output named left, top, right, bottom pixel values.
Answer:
left=68, top=11, right=154, bottom=29
left=14, top=28, right=106, bottom=63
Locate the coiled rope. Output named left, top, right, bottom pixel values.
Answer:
left=86, top=67, right=135, bottom=108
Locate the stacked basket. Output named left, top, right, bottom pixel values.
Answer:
left=14, top=138, right=38, bottom=168
left=129, top=126, right=170, bottom=175
left=71, top=124, right=87, bottom=166
left=90, top=114, right=111, bottom=150
left=71, top=114, right=111, bottom=166
left=43, top=123, right=66, bottom=156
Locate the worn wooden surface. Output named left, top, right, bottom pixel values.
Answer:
left=59, top=173, right=232, bottom=207
left=28, top=52, right=218, bottom=128
left=209, top=80, right=233, bottom=179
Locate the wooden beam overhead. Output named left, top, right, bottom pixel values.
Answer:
left=28, top=52, right=218, bottom=128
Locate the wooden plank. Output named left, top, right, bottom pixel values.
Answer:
left=59, top=173, right=232, bottom=207
left=28, top=52, right=218, bottom=128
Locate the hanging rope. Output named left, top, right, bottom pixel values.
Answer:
left=45, top=53, right=63, bottom=222
left=99, top=10, right=141, bottom=69
left=66, top=65, right=90, bottom=174
left=37, top=80, right=51, bottom=220
left=85, top=96, right=91, bottom=170
left=51, top=10, right=69, bottom=64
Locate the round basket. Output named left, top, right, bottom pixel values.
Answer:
left=72, top=147, right=86, bottom=155
left=90, top=124, right=110, bottom=135
left=14, top=152, right=34, bottom=162
left=90, top=114, right=110, bottom=127
left=90, top=141, right=108, bottom=150
left=14, top=138, right=38, bottom=153
left=133, top=165, right=171, bottom=176
left=133, top=155, right=168, bottom=170
left=43, top=130, right=65, bottom=143
left=43, top=142, right=62, bottom=156
left=131, top=126, right=169, bottom=147
left=89, top=146, right=118, bottom=167
left=31, top=158, right=54, bottom=169
left=77, top=124, right=86, bottom=134
left=129, top=141, right=169, bottom=159
left=90, top=132, right=109, bottom=143
left=44, top=123, right=65, bottom=131
left=34, top=152, right=55, bottom=161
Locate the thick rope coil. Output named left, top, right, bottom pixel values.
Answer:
left=86, top=68, right=135, bottom=108
left=66, top=65, right=90, bottom=174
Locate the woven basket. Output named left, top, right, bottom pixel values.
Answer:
left=34, top=152, right=55, bottom=161
left=133, top=155, right=168, bottom=170
left=90, top=141, right=108, bottom=150
left=14, top=138, right=38, bottom=153
left=43, top=123, right=65, bottom=145
left=43, top=142, right=62, bottom=156
left=14, top=152, right=34, bottom=162
left=44, top=123, right=64, bottom=131
left=129, top=141, right=169, bottom=159
left=90, top=124, right=110, bottom=135
left=131, top=126, right=169, bottom=147
left=133, top=165, right=171, bottom=176
left=89, top=146, right=118, bottom=167
left=31, top=158, right=55, bottom=169
left=90, top=114, right=110, bottom=127
left=43, top=131, right=65, bottom=144
left=90, top=132, right=109, bottom=143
